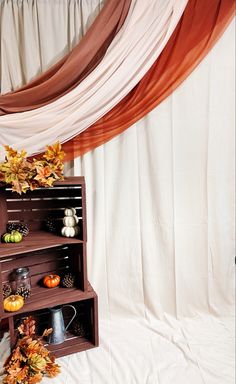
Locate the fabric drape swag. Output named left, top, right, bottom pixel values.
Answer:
left=0, top=0, right=104, bottom=95
left=0, top=0, right=188, bottom=158
left=0, top=0, right=131, bottom=114
left=62, top=0, right=235, bottom=160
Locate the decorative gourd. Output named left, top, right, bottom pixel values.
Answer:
left=63, top=216, right=79, bottom=227
left=43, top=274, right=60, bottom=288
left=2, top=233, right=11, bottom=243
left=3, top=295, right=24, bottom=312
left=2, top=230, right=23, bottom=243
left=10, top=230, right=23, bottom=243
left=61, top=226, right=79, bottom=238
left=64, top=207, right=76, bottom=216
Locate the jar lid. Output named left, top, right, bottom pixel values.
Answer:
left=15, top=267, right=29, bottom=276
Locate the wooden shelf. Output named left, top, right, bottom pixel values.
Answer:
left=1, top=284, right=95, bottom=319
left=0, top=231, right=84, bottom=259
left=47, top=335, right=96, bottom=358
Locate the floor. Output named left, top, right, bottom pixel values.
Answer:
left=0, top=315, right=234, bottom=384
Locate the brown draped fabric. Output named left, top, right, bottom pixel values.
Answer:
left=62, top=0, right=235, bottom=161
left=0, top=0, right=131, bottom=115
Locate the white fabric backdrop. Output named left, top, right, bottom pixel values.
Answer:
left=0, top=13, right=234, bottom=384
left=0, top=0, right=104, bottom=94
left=51, top=20, right=234, bottom=384
left=0, top=0, right=188, bottom=157
left=74, top=19, right=235, bottom=320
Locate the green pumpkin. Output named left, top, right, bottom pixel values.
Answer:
left=2, top=230, right=23, bottom=243
left=10, top=230, right=23, bottom=243
left=2, top=233, right=11, bottom=243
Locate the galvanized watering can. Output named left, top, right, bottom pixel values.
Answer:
left=47, top=304, right=77, bottom=345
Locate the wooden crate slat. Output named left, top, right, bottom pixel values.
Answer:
left=7, top=197, right=82, bottom=211
left=1, top=247, right=69, bottom=271
left=7, top=208, right=82, bottom=221
left=4, top=187, right=82, bottom=200
left=48, top=340, right=95, bottom=358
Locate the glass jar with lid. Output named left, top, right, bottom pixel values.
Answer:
left=12, top=267, right=31, bottom=297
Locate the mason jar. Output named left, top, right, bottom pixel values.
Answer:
left=13, top=267, right=31, bottom=297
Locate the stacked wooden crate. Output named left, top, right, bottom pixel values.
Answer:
left=0, top=177, right=98, bottom=357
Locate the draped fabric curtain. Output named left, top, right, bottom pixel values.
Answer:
left=0, top=0, right=131, bottom=114
left=63, top=0, right=235, bottom=160
left=60, top=22, right=234, bottom=383
left=0, top=0, right=188, bottom=158
left=74, top=19, right=235, bottom=320
left=0, top=0, right=104, bottom=94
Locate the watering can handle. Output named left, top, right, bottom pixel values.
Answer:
left=62, top=304, right=77, bottom=332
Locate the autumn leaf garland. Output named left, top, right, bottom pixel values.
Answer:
left=0, top=142, right=64, bottom=194
left=3, top=317, right=60, bottom=384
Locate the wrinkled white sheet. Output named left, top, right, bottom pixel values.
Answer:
left=0, top=316, right=234, bottom=384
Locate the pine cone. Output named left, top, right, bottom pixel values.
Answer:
left=16, top=286, right=31, bottom=300
left=61, top=273, right=75, bottom=288
left=2, top=283, right=12, bottom=299
left=72, top=320, right=86, bottom=337
left=7, top=222, right=29, bottom=236
left=44, top=217, right=57, bottom=233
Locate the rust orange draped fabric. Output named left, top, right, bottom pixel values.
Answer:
left=63, top=0, right=235, bottom=161
left=0, top=0, right=131, bottom=115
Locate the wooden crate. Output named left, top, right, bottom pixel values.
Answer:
left=0, top=177, right=87, bottom=241
left=9, top=286, right=98, bottom=358
left=0, top=241, right=87, bottom=318
left=0, top=177, right=99, bottom=357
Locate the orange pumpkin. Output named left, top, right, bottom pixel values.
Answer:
left=4, top=295, right=24, bottom=312
left=43, top=274, right=60, bottom=288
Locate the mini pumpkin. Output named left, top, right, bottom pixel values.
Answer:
left=2, top=230, right=23, bottom=243
left=2, top=233, right=11, bottom=243
left=3, top=295, right=24, bottom=312
left=64, top=207, right=76, bottom=216
left=10, top=230, right=23, bottom=243
left=61, top=225, right=79, bottom=238
left=43, top=274, right=60, bottom=288
left=63, top=216, right=79, bottom=227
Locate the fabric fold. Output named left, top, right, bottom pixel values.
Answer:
left=0, top=0, right=131, bottom=114
left=62, top=0, right=235, bottom=160
left=0, top=0, right=188, bottom=158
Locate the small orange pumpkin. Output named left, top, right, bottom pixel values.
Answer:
left=43, top=274, right=60, bottom=288
left=3, top=295, right=24, bottom=312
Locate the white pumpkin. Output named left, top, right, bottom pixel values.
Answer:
left=63, top=215, right=79, bottom=227
left=61, top=225, right=79, bottom=237
left=64, top=208, right=76, bottom=216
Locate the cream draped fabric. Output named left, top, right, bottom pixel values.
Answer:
left=50, top=20, right=234, bottom=384
left=0, top=0, right=104, bottom=94
left=74, top=20, right=235, bottom=321
left=0, top=0, right=188, bottom=158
